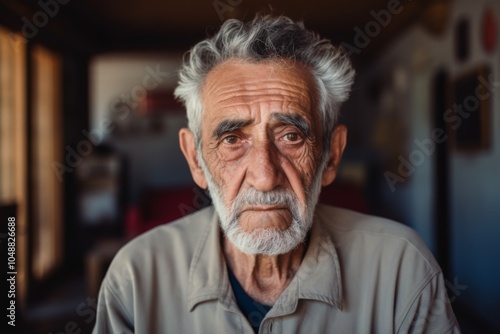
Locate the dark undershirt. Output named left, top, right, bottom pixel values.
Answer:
left=227, top=267, right=272, bottom=333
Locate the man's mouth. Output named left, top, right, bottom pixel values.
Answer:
left=242, top=205, right=289, bottom=212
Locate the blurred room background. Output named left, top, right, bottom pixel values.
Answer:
left=0, top=0, right=499, bottom=332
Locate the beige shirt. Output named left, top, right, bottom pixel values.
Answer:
left=93, top=205, right=460, bottom=334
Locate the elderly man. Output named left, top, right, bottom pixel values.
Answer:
left=93, top=15, right=460, bottom=333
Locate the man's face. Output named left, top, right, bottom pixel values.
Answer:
left=194, top=59, right=327, bottom=254
left=178, top=58, right=348, bottom=254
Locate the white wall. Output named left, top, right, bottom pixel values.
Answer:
left=90, top=53, right=183, bottom=132
left=89, top=53, right=195, bottom=203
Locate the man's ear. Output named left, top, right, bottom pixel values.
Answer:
left=179, top=128, right=208, bottom=189
left=321, top=124, right=347, bottom=186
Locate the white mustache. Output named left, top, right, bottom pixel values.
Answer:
left=231, top=188, right=298, bottom=213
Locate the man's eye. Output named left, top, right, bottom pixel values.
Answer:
left=223, top=135, right=239, bottom=144
left=283, top=132, right=300, bottom=142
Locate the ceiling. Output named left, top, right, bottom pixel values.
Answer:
left=1, top=0, right=435, bottom=60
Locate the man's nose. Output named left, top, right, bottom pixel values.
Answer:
left=246, top=143, right=284, bottom=192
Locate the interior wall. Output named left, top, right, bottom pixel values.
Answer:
left=89, top=54, right=194, bottom=204
left=447, top=3, right=500, bottom=326
left=90, top=54, right=181, bottom=131
left=345, top=0, right=500, bottom=327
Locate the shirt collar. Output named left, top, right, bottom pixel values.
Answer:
left=187, top=207, right=224, bottom=311
left=187, top=205, right=344, bottom=311
left=295, top=209, right=343, bottom=310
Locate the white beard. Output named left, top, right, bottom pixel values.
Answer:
left=198, top=151, right=326, bottom=255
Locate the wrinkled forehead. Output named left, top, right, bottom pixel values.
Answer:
left=203, top=58, right=316, bottom=88
left=200, top=59, right=319, bottom=124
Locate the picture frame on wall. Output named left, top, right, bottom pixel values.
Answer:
left=481, top=8, right=497, bottom=54
left=448, top=65, right=492, bottom=151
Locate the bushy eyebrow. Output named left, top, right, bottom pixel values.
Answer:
left=212, top=119, right=253, bottom=139
left=271, top=113, right=310, bottom=137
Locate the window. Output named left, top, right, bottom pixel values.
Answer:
left=31, top=45, right=63, bottom=282
left=0, top=27, right=28, bottom=304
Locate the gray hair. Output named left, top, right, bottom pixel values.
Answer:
left=174, top=14, right=355, bottom=152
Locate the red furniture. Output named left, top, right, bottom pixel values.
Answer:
left=125, top=186, right=209, bottom=237
left=126, top=182, right=367, bottom=237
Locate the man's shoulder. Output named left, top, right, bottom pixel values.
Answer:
left=110, top=206, right=214, bottom=268
left=315, top=204, right=439, bottom=272
left=316, top=204, right=418, bottom=238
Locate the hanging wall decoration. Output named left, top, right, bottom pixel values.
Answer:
left=481, top=8, right=497, bottom=54
left=455, top=17, right=470, bottom=63
left=420, top=0, right=451, bottom=37
left=449, top=65, right=492, bottom=151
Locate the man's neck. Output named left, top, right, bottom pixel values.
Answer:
left=222, top=235, right=307, bottom=306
